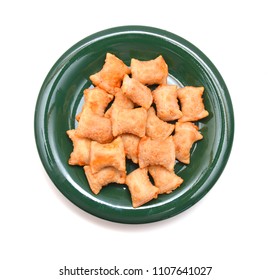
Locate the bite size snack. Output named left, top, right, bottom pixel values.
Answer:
left=66, top=129, right=91, bottom=166
left=148, top=165, right=184, bottom=194
left=76, top=106, right=113, bottom=144
left=121, top=75, right=153, bottom=109
left=173, top=122, right=203, bottom=164
left=126, top=168, right=159, bottom=208
left=138, top=136, right=175, bottom=171
left=177, top=86, right=209, bottom=122
left=121, top=134, right=140, bottom=164
left=111, top=107, right=147, bottom=138
left=84, top=166, right=126, bottom=195
left=131, top=55, right=168, bottom=85
left=90, top=53, right=130, bottom=95
left=67, top=53, right=210, bottom=208
left=76, top=87, right=113, bottom=120
left=152, top=85, right=182, bottom=121
left=146, top=107, right=175, bottom=140
left=90, top=136, right=126, bottom=174
left=104, top=89, right=134, bottom=118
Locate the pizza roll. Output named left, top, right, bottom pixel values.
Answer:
left=138, top=136, right=175, bottom=171
left=126, top=168, right=159, bottom=208
left=173, top=122, right=203, bottom=164
left=84, top=166, right=126, bottom=195
left=131, top=55, right=168, bottom=85
left=104, top=89, right=134, bottom=118
left=177, top=86, right=209, bottom=122
left=66, top=129, right=91, bottom=166
left=146, top=107, right=175, bottom=140
left=111, top=107, right=147, bottom=138
left=148, top=165, right=183, bottom=194
left=121, top=133, right=140, bottom=164
left=121, top=75, right=153, bottom=109
left=90, top=137, right=126, bottom=173
left=76, top=106, right=113, bottom=144
left=76, top=87, right=113, bottom=121
left=152, top=85, right=182, bottom=121
left=90, top=53, right=131, bottom=95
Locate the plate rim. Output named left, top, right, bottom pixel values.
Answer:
left=34, top=25, right=234, bottom=224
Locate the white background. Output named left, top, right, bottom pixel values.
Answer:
left=1, top=0, right=270, bottom=279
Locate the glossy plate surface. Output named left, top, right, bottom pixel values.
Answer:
left=34, top=26, right=234, bottom=223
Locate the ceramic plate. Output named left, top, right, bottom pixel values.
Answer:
left=34, top=26, right=234, bottom=223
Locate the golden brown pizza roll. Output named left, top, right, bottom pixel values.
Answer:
left=90, top=136, right=126, bottom=174
left=76, top=87, right=113, bottom=121
left=148, top=165, right=183, bottom=194
left=131, top=55, right=168, bottom=85
left=138, top=136, right=175, bottom=171
left=84, top=87, right=113, bottom=115
left=104, top=89, right=134, bottom=118
left=126, top=168, right=159, bottom=208
left=121, top=133, right=140, bottom=164
left=146, top=107, right=175, bottom=140
left=66, top=129, right=91, bottom=166
left=173, top=122, right=203, bottom=164
left=121, top=74, right=153, bottom=109
left=152, top=85, right=182, bottom=121
left=76, top=106, right=113, bottom=144
left=177, top=86, right=209, bottom=122
left=84, top=166, right=126, bottom=195
left=111, top=107, right=147, bottom=138
left=90, top=53, right=131, bottom=95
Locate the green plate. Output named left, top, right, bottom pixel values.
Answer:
left=34, top=26, right=234, bottom=224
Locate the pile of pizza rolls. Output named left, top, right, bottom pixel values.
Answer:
left=67, top=53, right=208, bottom=207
